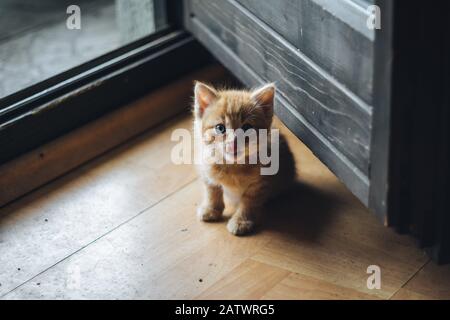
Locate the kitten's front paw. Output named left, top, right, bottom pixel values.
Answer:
left=227, top=217, right=255, bottom=236
left=197, top=206, right=223, bottom=222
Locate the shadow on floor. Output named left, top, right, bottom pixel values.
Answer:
left=263, top=180, right=340, bottom=242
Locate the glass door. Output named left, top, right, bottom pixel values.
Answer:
left=0, top=0, right=168, bottom=100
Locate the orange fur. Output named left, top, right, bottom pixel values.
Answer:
left=193, top=82, right=296, bottom=235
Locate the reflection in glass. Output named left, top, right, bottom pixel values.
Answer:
left=0, top=0, right=167, bottom=99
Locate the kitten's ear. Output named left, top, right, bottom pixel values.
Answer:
left=194, top=81, right=218, bottom=118
left=251, top=83, right=275, bottom=119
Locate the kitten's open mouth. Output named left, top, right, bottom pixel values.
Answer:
left=225, top=149, right=243, bottom=158
left=227, top=149, right=239, bottom=156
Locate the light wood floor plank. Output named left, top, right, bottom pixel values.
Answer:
left=390, top=261, right=450, bottom=300
left=390, top=288, right=434, bottom=300
left=261, top=272, right=378, bottom=300
left=196, top=259, right=290, bottom=300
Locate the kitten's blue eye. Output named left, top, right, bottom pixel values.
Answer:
left=215, top=124, right=226, bottom=134
left=242, top=124, right=253, bottom=131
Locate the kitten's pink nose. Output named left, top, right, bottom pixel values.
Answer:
left=226, top=138, right=238, bottom=154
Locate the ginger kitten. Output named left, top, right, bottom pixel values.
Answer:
left=193, top=82, right=296, bottom=235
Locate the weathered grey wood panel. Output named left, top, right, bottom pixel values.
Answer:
left=236, top=0, right=374, bottom=104
left=186, top=0, right=372, bottom=176
left=185, top=14, right=370, bottom=203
